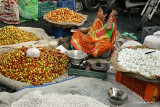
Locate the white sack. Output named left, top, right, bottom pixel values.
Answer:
left=120, top=40, right=142, bottom=48
left=143, top=35, right=160, bottom=50
left=153, top=31, right=160, bottom=36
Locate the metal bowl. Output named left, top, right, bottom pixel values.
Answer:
left=107, top=87, right=128, bottom=105
left=65, top=50, right=87, bottom=65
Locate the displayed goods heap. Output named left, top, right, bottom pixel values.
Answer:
left=0, top=1, right=2, bottom=14
left=45, top=7, right=85, bottom=24
left=11, top=90, right=108, bottom=107
left=0, top=46, right=69, bottom=86
left=118, top=48, right=160, bottom=78
left=0, top=26, right=42, bottom=46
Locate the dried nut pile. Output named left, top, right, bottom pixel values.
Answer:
left=118, top=48, right=160, bottom=77
left=45, top=8, right=85, bottom=24
left=0, top=46, right=69, bottom=86
left=0, top=26, right=42, bottom=46
left=11, top=90, right=109, bottom=107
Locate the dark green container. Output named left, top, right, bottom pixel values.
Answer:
left=38, top=1, right=57, bottom=18
left=68, top=68, right=107, bottom=80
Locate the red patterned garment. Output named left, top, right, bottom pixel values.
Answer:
left=71, top=18, right=117, bottom=58
left=1, top=0, right=20, bottom=24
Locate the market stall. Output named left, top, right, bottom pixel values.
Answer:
left=43, top=7, right=87, bottom=38
left=0, top=1, right=160, bottom=106
left=111, top=46, right=160, bottom=102
left=0, top=26, right=64, bottom=91
left=0, top=0, right=88, bottom=92
left=0, top=26, right=159, bottom=106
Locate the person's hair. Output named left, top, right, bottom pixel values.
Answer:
left=100, top=5, right=112, bottom=21
left=99, top=0, right=108, bottom=5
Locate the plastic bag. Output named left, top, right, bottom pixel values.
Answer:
left=26, top=44, right=40, bottom=58
left=143, top=35, right=160, bottom=50
left=1, top=0, right=20, bottom=24
left=18, top=0, right=38, bottom=22
left=153, top=31, right=160, bottom=37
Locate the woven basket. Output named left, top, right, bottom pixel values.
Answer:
left=43, top=13, right=88, bottom=28
left=111, top=45, right=160, bottom=80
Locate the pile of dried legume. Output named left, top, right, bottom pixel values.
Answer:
left=0, top=46, right=69, bottom=85
left=45, top=8, right=85, bottom=24
left=118, top=48, right=160, bottom=77
left=11, top=90, right=109, bottom=107
left=0, top=26, right=42, bottom=46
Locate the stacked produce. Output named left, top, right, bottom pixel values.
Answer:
left=0, top=26, right=42, bottom=46
left=11, top=90, right=108, bottom=107
left=0, top=46, right=69, bottom=86
left=118, top=48, right=160, bottom=77
left=45, top=8, right=85, bottom=24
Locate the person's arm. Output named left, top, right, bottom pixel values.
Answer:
left=79, top=27, right=91, bottom=34
left=105, top=10, right=117, bottom=31
left=71, top=27, right=91, bottom=34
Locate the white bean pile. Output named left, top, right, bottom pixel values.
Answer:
left=118, top=48, right=160, bottom=77
left=11, top=90, right=109, bottom=107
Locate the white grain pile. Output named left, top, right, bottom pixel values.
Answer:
left=118, top=48, right=160, bottom=77
left=11, top=90, right=109, bottom=107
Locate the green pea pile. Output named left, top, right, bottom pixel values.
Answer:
left=0, top=26, right=42, bottom=46
left=0, top=46, right=69, bottom=86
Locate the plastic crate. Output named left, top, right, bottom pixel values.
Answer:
left=58, top=0, right=76, bottom=10
left=52, top=26, right=73, bottom=38
left=116, top=71, right=160, bottom=102
left=140, top=26, right=160, bottom=43
left=42, top=0, right=57, bottom=2
left=38, top=1, right=57, bottom=18
left=0, top=3, right=2, bottom=14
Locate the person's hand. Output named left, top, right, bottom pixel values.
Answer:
left=71, top=28, right=86, bottom=33
left=71, top=27, right=90, bottom=34
left=80, top=27, right=91, bottom=34
left=110, top=10, right=117, bottom=18
left=71, top=29, right=79, bottom=33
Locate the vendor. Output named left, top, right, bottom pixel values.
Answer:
left=70, top=4, right=117, bottom=58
